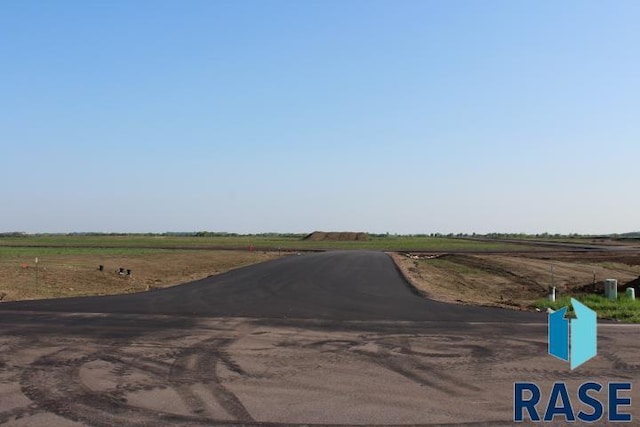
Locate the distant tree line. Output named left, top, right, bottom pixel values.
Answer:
left=2, top=231, right=637, bottom=239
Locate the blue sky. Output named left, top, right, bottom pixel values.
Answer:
left=1, top=0, right=638, bottom=234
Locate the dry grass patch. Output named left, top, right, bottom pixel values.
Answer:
left=0, top=250, right=280, bottom=302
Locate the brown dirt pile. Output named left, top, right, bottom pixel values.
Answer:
left=304, top=231, right=369, bottom=241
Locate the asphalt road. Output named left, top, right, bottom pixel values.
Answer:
left=1, top=251, right=638, bottom=426
left=0, top=251, right=540, bottom=322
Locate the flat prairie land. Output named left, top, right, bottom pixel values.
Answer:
left=3, top=235, right=639, bottom=314
left=0, top=234, right=544, bottom=302
left=0, top=234, right=543, bottom=252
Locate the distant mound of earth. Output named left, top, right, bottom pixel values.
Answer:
left=304, top=231, right=369, bottom=241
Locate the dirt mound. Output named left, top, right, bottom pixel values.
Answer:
left=304, top=231, right=369, bottom=242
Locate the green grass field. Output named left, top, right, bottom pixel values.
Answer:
left=535, top=294, right=640, bottom=322
left=0, top=246, right=169, bottom=257
left=0, top=234, right=540, bottom=253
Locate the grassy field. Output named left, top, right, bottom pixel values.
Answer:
left=0, top=234, right=542, bottom=252
left=535, top=295, right=640, bottom=322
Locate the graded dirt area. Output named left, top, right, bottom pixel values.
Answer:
left=392, top=252, right=640, bottom=309
left=0, top=250, right=279, bottom=302
left=1, top=314, right=638, bottom=426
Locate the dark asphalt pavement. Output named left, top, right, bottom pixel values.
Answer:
left=0, top=251, right=542, bottom=322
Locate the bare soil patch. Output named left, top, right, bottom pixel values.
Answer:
left=0, top=250, right=280, bottom=302
left=391, top=252, right=640, bottom=310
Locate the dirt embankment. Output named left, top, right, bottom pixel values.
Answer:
left=391, top=252, right=640, bottom=310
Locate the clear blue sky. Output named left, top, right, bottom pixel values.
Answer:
left=2, top=0, right=638, bottom=234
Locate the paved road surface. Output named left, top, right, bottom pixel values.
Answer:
left=0, top=251, right=638, bottom=426
left=0, top=251, right=539, bottom=322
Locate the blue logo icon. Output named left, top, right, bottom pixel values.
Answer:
left=548, top=298, right=597, bottom=369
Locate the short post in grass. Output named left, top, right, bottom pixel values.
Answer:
left=549, top=265, right=556, bottom=302
left=35, top=257, right=39, bottom=287
left=626, top=287, right=636, bottom=301
left=604, top=279, right=618, bottom=301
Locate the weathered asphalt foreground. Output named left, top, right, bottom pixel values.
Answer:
left=1, top=251, right=639, bottom=426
